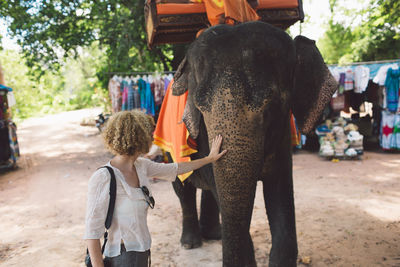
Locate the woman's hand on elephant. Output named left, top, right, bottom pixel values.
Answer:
left=208, top=135, right=227, bottom=162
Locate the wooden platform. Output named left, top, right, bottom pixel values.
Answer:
left=145, top=0, right=304, bottom=47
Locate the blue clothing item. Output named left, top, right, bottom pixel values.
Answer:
left=133, top=85, right=140, bottom=109
left=137, top=79, right=147, bottom=110
left=127, top=82, right=134, bottom=111
left=144, top=82, right=155, bottom=116
left=384, top=68, right=400, bottom=113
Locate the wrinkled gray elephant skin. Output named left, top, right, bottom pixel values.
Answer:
left=172, top=21, right=338, bottom=267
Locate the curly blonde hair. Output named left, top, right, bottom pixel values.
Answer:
left=102, top=110, right=155, bottom=156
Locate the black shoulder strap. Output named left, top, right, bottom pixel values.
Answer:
left=86, top=166, right=117, bottom=257
left=98, top=166, right=117, bottom=254
left=102, top=166, right=116, bottom=229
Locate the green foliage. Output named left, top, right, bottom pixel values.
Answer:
left=318, top=22, right=355, bottom=64
left=0, top=43, right=110, bottom=121
left=0, top=0, right=175, bottom=82
left=349, top=0, right=400, bottom=62
left=318, top=0, right=400, bottom=64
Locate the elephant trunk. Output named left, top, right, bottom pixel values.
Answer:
left=202, top=105, right=264, bottom=266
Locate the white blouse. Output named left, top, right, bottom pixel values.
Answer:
left=84, top=157, right=178, bottom=257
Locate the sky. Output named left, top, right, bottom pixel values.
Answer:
left=0, top=20, right=20, bottom=50
left=290, top=0, right=331, bottom=40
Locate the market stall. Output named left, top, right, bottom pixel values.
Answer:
left=308, top=59, right=400, bottom=159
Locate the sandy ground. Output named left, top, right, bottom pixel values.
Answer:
left=0, top=108, right=399, bottom=267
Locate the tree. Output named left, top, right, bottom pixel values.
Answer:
left=350, top=0, right=400, bottom=61
left=318, top=22, right=355, bottom=64
left=317, top=0, right=400, bottom=64
left=0, top=0, right=183, bottom=87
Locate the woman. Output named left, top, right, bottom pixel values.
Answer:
left=84, top=110, right=226, bottom=267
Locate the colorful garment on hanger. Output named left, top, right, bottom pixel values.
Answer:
left=121, top=80, right=129, bottom=111
left=354, top=65, right=370, bottom=93
left=381, top=110, right=395, bottom=150
left=153, top=78, right=165, bottom=106
left=108, top=78, right=122, bottom=113
left=127, top=82, right=135, bottom=111
left=138, top=78, right=147, bottom=111
left=164, top=77, right=170, bottom=93
left=145, top=82, right=155, bottom=116
left=200, top=0, right=259, bottom=26
left=132, top=83, right=140, bottom=109
left=344, top=69, right=354, bottom=91
left=384, top=68, right=400, bottom=113
left=373, top=64, right=399, bottom=86
left=392, top=114, right=400, bottom=150
left=153, top=80, right=198, bottom=182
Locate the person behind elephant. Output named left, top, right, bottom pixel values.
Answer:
left=84, top=110, right=227, bottom=267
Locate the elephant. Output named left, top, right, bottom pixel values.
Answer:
left=170, top=21, right=338, bottom=267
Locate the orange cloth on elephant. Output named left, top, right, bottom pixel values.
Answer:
left=153, top=80, right=198, bottom=182
left=200, top=0, right=260, bottom=26
left=290, top=113, right=301, bottom=146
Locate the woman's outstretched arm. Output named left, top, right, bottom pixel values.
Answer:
left=177, top=135, right=227, bottom=175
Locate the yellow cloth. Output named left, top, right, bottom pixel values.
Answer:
left=290, top=113, right=301, bottom=146
left=153, top=80, right=198, bottom=182
left=197, top=0, right=260, bottom=26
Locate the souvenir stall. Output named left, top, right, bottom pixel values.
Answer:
left=0, top=84, right=19, bottom=169
left=313, top=59, right=400, bottom=159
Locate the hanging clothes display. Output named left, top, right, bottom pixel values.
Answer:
left=108, top=73, right=173, bottom=123
left=328, top=60, right=400, bottom=153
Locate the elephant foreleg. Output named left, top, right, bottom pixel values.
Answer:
left=263, top=154, right=298, bottom=267
left=200, top=189, right=221, bottom=240
left=172, top=180, right=202, bottom=249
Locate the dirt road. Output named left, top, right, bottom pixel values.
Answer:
left=0, top=109, right=399, bottom=267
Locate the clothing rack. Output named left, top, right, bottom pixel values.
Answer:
left=328, top=59, right=400, bottom=67
left=106, top=71, right=176, bottom=76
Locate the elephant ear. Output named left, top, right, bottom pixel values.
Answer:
left=172, top=56, right=202, bottom=139
left=292, top=36, right=338, bottom=134
left=172, top=56, right=189, bottom=96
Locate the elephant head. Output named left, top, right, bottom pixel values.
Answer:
left=171, top=21, right=337, bottom=266
left=173, top=23, right=337, bottom=139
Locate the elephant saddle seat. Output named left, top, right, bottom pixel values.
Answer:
left=145, top=0, right=304, bottom=47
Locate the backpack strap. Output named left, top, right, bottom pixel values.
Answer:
left=98, top=166, right=117, bottom=253
left=102, top=166, right=116, bottom=229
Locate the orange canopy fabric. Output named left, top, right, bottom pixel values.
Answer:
left=153, top=80, right=198, bottom=182
left=156, top=3, right=206, bottom=14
